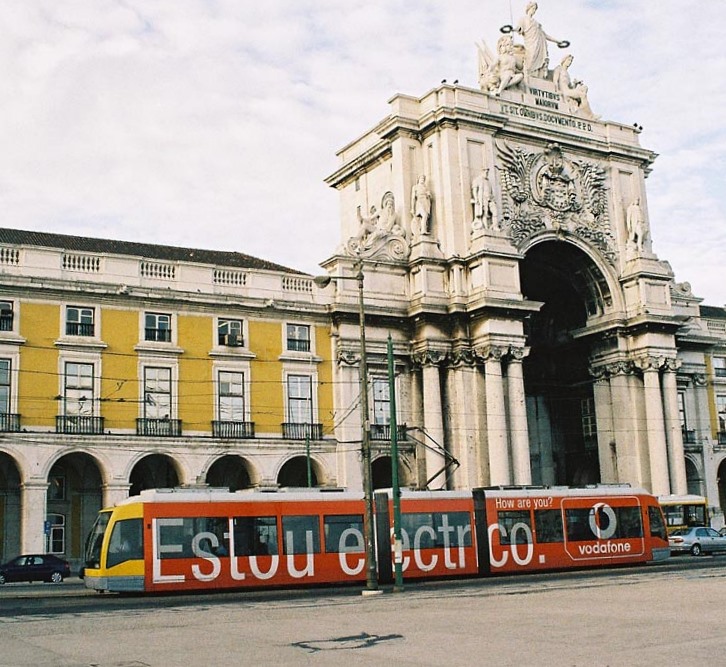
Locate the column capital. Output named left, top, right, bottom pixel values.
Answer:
left=589, top=360, right=636, bottom=379
left=634, top=355, right=678, bottom=372
left=448, top=348, right=476, bottom=368
left=506, top=345, right=530, bottom=362
left=474, top=345, right=506, bottom=363
left=411, top=348, right=448, bottom=368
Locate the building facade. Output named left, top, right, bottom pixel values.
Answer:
left=321, top=18, right=726, bottom=523
left=0, top=230, right=348, bottom=565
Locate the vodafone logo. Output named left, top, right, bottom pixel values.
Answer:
left=589, top=503, right=617, bottom=539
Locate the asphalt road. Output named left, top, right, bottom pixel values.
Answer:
left=1, top=556, right=725, bottom=666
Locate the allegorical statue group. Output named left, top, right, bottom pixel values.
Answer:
left=477, top=1, right=598, bottom=121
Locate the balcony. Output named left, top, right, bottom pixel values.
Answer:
left=65, top=322, right=95, bottom=337
left=56, top=415, right=105, bottom=435
left=682, top=429, right=697, bottom=444
left=719, top=432, right=726, bottom=445
left=218, top=333, right=244, bottom=347
left=136, top=418, right=182, bottom=437
left=0, top=412, right=20, bottom=432
left=0, top=313, right=13, bottom=331
left=212, top=420, right=255, bottom=439
left=370, top=423, right=409, bottom=441
left=145, top=328, right=172, bottom=342
left=282, top=422, right=323, bottom=440
left=286, top=339, right=310, bottom=353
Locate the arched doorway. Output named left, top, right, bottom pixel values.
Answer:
left=277, top=456, right=322, bottom=488
left=685, top=457, right=703, bottom=496
left=520, top=240, right=612, bottom=486
left=129, top=454, right=180, bottom=497
left=718, top=459, right=726, bottom=516
left=46, top=453, right=103, bottom=564
left=206, top=455, right=255, bottom=491
left=0, top=452, right=21, bottom=561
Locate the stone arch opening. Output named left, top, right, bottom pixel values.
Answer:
left=277, top=456, right=324, bottom=488
left=206, top=455, right=256, bottom=491
left=371, top=455, right=414, bottom=490
left=0, top=452, right=21, bottom=561
left=718, top=459, right=726, bottom=516
left=520, top=240, right=614, bottom=486
left=129, top=454, right=180, bottom=497
left=684, top=457, right=703, bottom=496
left=46, top=452, right=103, bottom=565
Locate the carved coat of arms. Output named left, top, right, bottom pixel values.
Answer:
left=497, top=141, right=616, bottom=263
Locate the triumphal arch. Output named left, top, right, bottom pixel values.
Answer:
left=322, top=5, right=688, bottom=497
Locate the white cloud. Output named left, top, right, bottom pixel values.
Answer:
left=0, top=0, right=723, bottom=303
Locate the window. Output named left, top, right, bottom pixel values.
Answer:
left=286, top=324, right=310, bottom=352
left=233, top=516, right=278, bottom=556
left=0, top=358, right=10, bottom=414
left=144, top=367, right=172, bottom=419
left=565, top=506, right=643, bottom=541
left=48, top=474, right=66, bottom=501
left=281, top=515, right=320, bottom=555
left=218, top=319, right=244, bottom=346
left=287, top=375, right=312, bottom=424
left=46, top=514, right=65, bottom=554
left=156, top=517, right=229, bottom=559
left=0, top=300, right=13, bottom=331
left=324, top=515, right=364, bottom=553
left=718, top=395, right=726, bottom=434
left=581, top=397, right=596, bottom=447
left=372, top=377, right=390, bottom=425
left=107, top=518, right=144, bottom=568
left=218, top=371, right=245, bottom=421
left=678, top=391, right=687, bottom=430
left=66, top=306, right=95, bottom=336
left=534, top=509, right=564, bottom=543
left=64, top=362, right=94, bottom=416
left=495, top=511, right=532, bottom=545
left=145, top=312, right=171, bottom=342
left=400, top=512, right=473, bottom=548
left=648, top=506, right=667, bottom=541
left=714, top=357, right=726, bottom=378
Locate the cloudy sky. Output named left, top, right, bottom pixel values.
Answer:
left=0, top=1, right=723, bottom=304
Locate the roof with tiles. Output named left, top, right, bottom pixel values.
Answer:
left=0, top=227, right=305, bottom=275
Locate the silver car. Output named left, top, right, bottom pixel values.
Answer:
left=669, top=527, right=726, bottom=556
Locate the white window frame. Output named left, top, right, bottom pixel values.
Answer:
left=63, top=360, right=95, bottom=417
left=285, top=323, right=312, bottom=354
left=143, top=312, right=174, bottom=343
left=142, top=365, right=174, bottom=420
left=283, top=369, right=318, bottom=425
left=217, top=318, right=246, bottom=348
left=65, top=305, right=95, bottom=337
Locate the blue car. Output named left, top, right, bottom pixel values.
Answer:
left=0, top=554, right=71, bottom=584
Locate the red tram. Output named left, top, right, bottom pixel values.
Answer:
left=82, top=485, right=669, bottom=593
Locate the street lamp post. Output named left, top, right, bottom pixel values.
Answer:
left=314, top=262, right=378, bottom=593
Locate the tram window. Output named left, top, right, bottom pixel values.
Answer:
left=497, top=511, right=531, bottom=545
left=107, top=518, right=143, bottom=568
left=534, top=509, right=564, bottom=543
left=233, top=516, right=278, bottom=556
left=400, top=512, right=473, bottom=548
left=281, top=515, right=320, bottom=555
left=648, top=506, right=668, bottom=540
left=324, top=514, right=364, bottom=553
left=565, top=506, right=643, bottom=541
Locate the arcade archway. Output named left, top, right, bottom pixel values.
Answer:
left=206, top=455, right=255, bottom=491
left=520, top=240, right=612, bottom=486
left=277, top=456, right=323, bottom=488
left=129, top=454, right=180, bottom=497
left=0, top=452, right=21, bottom=561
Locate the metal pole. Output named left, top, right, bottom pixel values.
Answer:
left=306, top=434, right=311, bottom=488
left=357, top=262, right=378, bottom=592
left=387, top=334, right=403, bottom=592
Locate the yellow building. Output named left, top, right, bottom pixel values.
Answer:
left=0, top=229, right=340, bottom=566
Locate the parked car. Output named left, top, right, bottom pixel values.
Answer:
left=669, top=527, right=726, bottom=556
left=0, top=554, right=71, bottom=584
left=719, top=527, right=726, bottom=538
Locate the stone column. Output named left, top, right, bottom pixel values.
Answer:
left=335, top=351, right=365, bottom=491
left=638, top=357, right=670, bottom=495
left=662, top=360, right=688, bottom=495
left=479, top=346, right=511, bottom=485
left=506, top=347, right=531, bottom=485
left=608, top=362, right=641, bottom=483
left=104, top=482, right=131, bottom=508
left=590, top=366, right=617, bottom=483
left=415, top=350, right=447, bottom=489
left=21, top=481, right=48, bottom=554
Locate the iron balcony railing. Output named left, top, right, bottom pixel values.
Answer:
left=136, top=418, right=182, bottom=437
left=145, top=328, right=172, bottom=342
left=282, top=422, right=323, bottom=440
left=212, top=420, right=255, bottom=439
left=56, top=415, right=105, bottom=435
left=286, top=338, right=310, bottom=352
left=370, top=423, right=409, bottom=441
left=0, top=314, right=13, bottom=331
left=682, top=429, right=697, bottom=444
left=719, top=431, right=726, bottom=445
left=0, top=412, right=20, bottom=432
left=65, top=322, right=95, bottom=336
